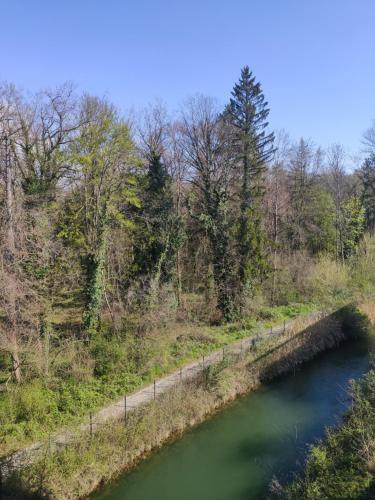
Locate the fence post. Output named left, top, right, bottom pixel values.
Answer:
left=124, top=395, right=127, bottom=426
left=283, top=320, right=286, bottom=333
left=153, top=380, right=156, bottom=400
left=90, top=412, right=93, bottom=438
left=222, top=347, right=225, bottom=361
left=270, top=326, right=273, bottom=335
left=0, top=461, right=3, bottom=500
left=202, top=355, right=205, bottom=369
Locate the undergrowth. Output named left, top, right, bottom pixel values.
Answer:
left=281, top=368, right=375, bottom=499
left=0, top=303, right=314, bottom=457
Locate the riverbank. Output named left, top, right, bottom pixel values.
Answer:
left=0, top=303, right=314, bottom=460
left=281, top=369, right=375, bottom=499
left=278, top=303, right=375, bottom=499
left=4, top=304, right=372, bottom=499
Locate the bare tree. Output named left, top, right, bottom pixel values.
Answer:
left=13, top=83, right=80, bottom=197
left=287, top=138, right=320, bottom=249
left=266, top=130, right=291, bottom=304
left=137, top=102, right=168, bottom=159
left=326, top=144, right=348, bottom=261
left=180, top=96, right=237, bottom=319
left=165, top=120, right=189, bottom=306
left=363, top=120, right=375, bottom=155
left=0, top=86, right=24, bottom=382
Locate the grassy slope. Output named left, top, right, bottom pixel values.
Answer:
left=8, top=305, right=345, bottom=499
left=280, top=304, right=375, bottom=500
left=0, top=302, right=315, bottom=458
left=282, top=368, right=375, bottom=500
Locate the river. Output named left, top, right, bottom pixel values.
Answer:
left=94, top=333, right=374, bottom=500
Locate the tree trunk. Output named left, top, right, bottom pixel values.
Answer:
left=175, top=177, right=183, bottom=307
left=176, top=248, right=182, bottom=306
left=3, top=131, right=22, bottom=383
left=82, top=223, right=108, bottom=337
left=271, top=196, right=279, bottom=306
left=238, top=151, right=250, bottom=287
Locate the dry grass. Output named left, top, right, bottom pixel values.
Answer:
left=3, top=305, right=366, bottom=499
left=358, top=302, right=375, bottom=326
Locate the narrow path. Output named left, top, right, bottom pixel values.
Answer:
left=2, top=314, right=318, bottom=473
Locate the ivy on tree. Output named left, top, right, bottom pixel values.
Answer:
left=224, top=66, right=274, bottom=298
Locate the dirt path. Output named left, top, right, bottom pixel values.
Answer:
left=2, top=315, right=313, bottom=474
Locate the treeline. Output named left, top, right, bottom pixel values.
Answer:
left=0, top=67, right=374, bottom=384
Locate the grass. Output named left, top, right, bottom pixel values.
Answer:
left=4, top=303, right=359, bottom=500
left=281, top=368, right=375, bottom=499
left=0, top=302, right=316, bottom=458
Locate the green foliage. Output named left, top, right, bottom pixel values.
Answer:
left=284, top=370, right=375, bottom=499
left=224, top=66, right=274, bottom=293
left=81, top=230, right=107, bottom=335
left=350, top=234, right=375, bottom=296
left=241, top=206, right=270, bottom=289
left=360, top=154, right=375, bottom=235
left=342, top=195, right=365, bottom=258
left=187, top=182, right=238, bottom=321
left=132, top=151, right=183, bottom=304
left=306, top=188, right=336, bottom=255
left=58, top=97, right=139, bottom=336
left=224, top=65, right=274, bottom=170
left=90, top=335, right=127, bottom=377
left=309, top=256, right=351, bottom=306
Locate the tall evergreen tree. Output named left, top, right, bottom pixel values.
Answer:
left=360, top=154, right=375, bottom=236
left=224, top=66, right=274, bottom=295
left=133, top=150, right=180, bottom=305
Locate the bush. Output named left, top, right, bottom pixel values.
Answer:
left=308, top=256, right=351, bottom=306
left=350, top=235, right=375, bottom=298
left=90, top=337, right=126, bottom=377
left=283, top=370, right=375, bottom=499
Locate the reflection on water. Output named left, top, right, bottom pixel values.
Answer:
left=95, top=335, right=374, bottom=500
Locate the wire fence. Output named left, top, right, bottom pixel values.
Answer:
left=0, top=315, right=311, bottom=492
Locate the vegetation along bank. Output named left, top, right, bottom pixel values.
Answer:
left=1, top=64, right=375, bottom=499
left=2, top=304, right=372, bottom=499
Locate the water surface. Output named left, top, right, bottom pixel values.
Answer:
left=95, top=334, right=374, bottom=500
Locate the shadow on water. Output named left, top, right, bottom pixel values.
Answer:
left=94, top=331, right=375, bottom=500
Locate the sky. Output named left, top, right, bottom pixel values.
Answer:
left=1, top=0, right=375, bottom=160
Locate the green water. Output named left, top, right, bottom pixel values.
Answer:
left=95, top=335, right=375, bottom=500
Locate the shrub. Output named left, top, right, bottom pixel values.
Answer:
left=90, top=336, right=127, bottom=377
left=283, top=370, right=375, bottom=499
left=308, top=256, right=351, bottom=306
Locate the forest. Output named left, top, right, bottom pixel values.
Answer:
left=1, top=66, right=375, bottom=458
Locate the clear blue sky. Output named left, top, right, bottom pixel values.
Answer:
left=1, top=0, right=374, bottom=156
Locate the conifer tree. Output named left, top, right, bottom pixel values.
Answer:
left=360, top=154, right=375, bottom=236
left=133, top=150, right=180, bottom=304
left=224, top=66, right=274, bottom=295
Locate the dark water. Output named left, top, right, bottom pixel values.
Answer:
left=95, top=335, right=375, bottom=500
